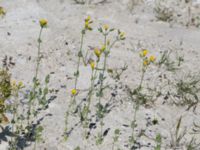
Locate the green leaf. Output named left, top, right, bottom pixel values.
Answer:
left=98, top=27, right=103, bottom=33
left=115, top=129, right=120, bottom=135
left=37, top=125, right=44, bottom=133
left=45, top=74, right=50, bottom=83
left=155, top=134, right=162, bottom=143
left=43, top=87, right=48, bottom=95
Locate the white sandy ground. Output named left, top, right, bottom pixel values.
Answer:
left=0, top=0, right=200, bottom=149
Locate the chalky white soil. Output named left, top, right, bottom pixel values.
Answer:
left=0, top=0, right=200, bottom=150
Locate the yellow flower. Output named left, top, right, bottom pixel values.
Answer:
left=39, top=19, right=48, bottom=28
left=141, top=49, right=148, bottom=57
left=90, top=61, right=95, bottom=70
left=85, top=22, right=92, bottom=30
left=149, top=55, right=156, bottom=62
left=103, top=24, right=109, bottom=31
left=85, top=16, right=91, bottom=22
left=0, top=7, right=6, bottom=16
left=71, top=89, right=77, bottom=96
left=18, top=81, right=24, bottom=88
left=119, top=31, right=125, bottom=40
left=84, top=16, right=92, bottom=30
left=94, top=48, right=101, bottom=58
left=143, top=60, right=149, bottom=66
left=101, top=44, right=106, bottom=52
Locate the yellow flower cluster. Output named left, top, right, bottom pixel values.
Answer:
left=94, top=48, right=101, bottom=58
left=103, top=24, right=109, bottom=31
left=0, top=6, right=6, bottom=16
left=140, top=49, right=156, bottom=67
left=90, top=61, right=95, bottom=70
left=93, top=44, right=107, bottom=58
left=39, top=19, right=48, bottom=28
left=84, top=16, right=93, bottom=31
left=118, top=30, right=125, bottom=40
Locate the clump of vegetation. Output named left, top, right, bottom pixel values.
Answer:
left=154, top=0, right=174, bottom=22
left=174, top=74, right=200, bottom=111
left=0, top=19, right=55, bottom=150
left=126, top=49, right=156, bottom=148
left=154, top=0, right=200, bottom=27
left=169, top=116, right=187, bottom=149
left=0, top=5, right=200, bottom=149
left=0, top=68, right=11, bottom=124
left=64, top=16, right=125, bottom=147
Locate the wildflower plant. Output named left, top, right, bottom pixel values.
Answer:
left=0, top=68, right=11, bottom=125
left=73, top=15, right=92, bottom=103
left=125, top=49, right=156, bottom=148
left=5, top=19, right=53, bottom=150
left=27, top=19, right=48, bottom=123
left=63, top=17, right=126, bottom=146
left=139, top=49, right=156, bottom=89
left=64, top=16, right=93, bottom=140
left=94, top=25, right=125, bottom=145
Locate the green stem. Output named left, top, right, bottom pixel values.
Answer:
left=98, top=35, right=107, bottom=103
left=65, top=32, right=85, bottom=139
left=11, top=92, right=19, bottom=148
left=109, top=39, right=118, bottom=50
left=34, top=140, right=37, bottom=150
left=73, top=31, right=85, bottom=103
left=87, top=60, right=99, bottom=109
left=27, top=27, right=43, bottom=126
left=131, top=104, right=138, bottom=144
left=112, top=140, right=116, bottom=150
left=97, top=34, right=107, bottom=139
left=139, top=68, right=145, bottom=90
left=35, top=27, right=43, bottom=81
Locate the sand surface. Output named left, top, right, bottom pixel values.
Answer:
left=0, top=0, right=200, bottom=150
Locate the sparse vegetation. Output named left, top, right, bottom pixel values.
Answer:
left=1, top=1, right=200, bottom=150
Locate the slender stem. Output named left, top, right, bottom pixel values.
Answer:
left=35, top=27, right=43, bottom=81
left=11, top=91, right=19, bottom=148
left=131, top=104, right=138, bottom=144
left=27, top=27, right=43, bottom=126
left=97, top=34, right=107, bottom=139
left=109, top=39, right=118, bottom=50
left=65, top=31, right=85, bottom=139
left=87, top=60, right=99, bottom=109
left=34, top=140, right=37, bottom=150
left=112, top=142, right=115, bottom=150
left=98, top=35, right=107, bottom=103
left=74, top=58, right=81, bottom=90
left=139, top=69, right=145, bottom=89
left=73, top=32, right=85, bottom=103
